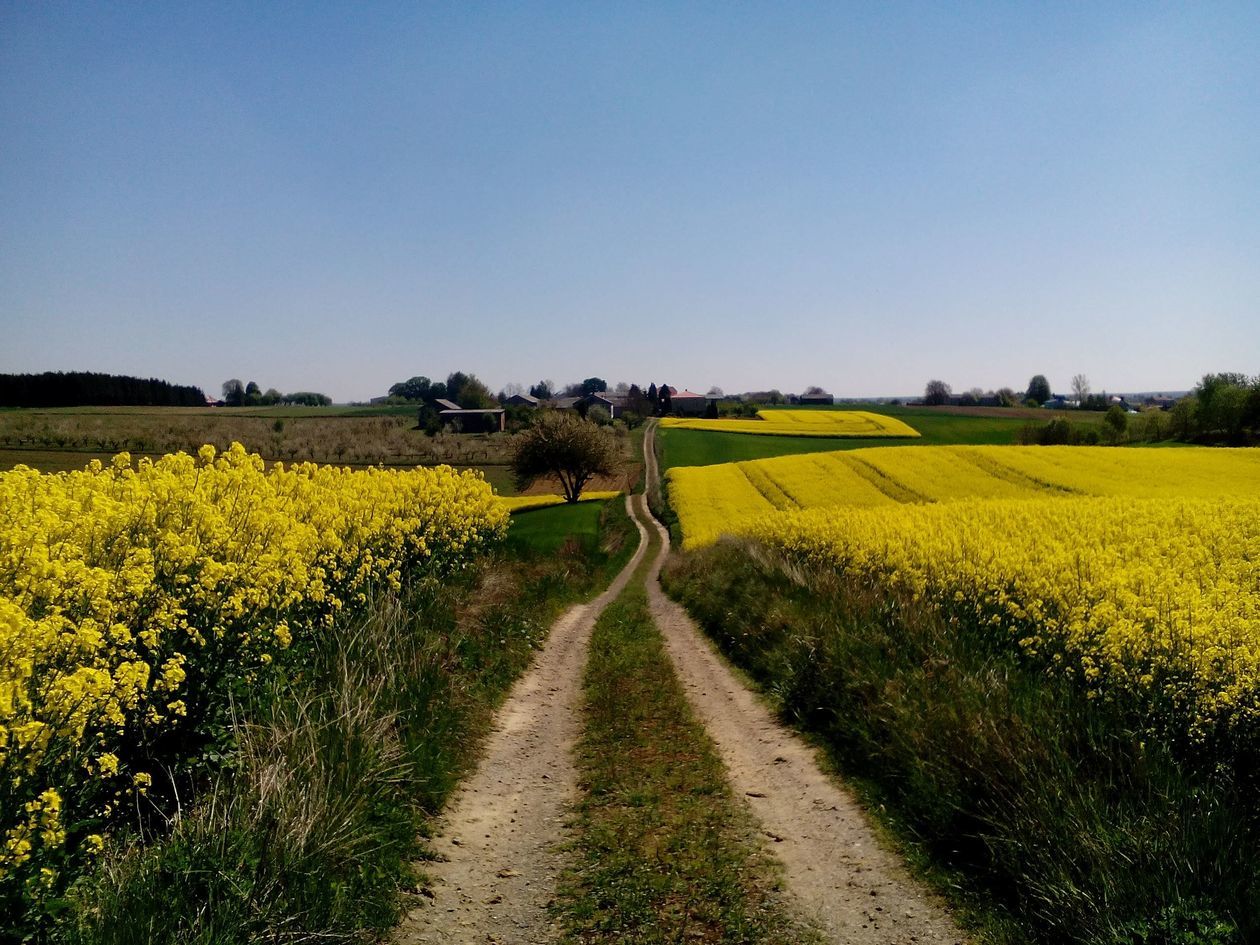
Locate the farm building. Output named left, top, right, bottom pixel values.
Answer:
left=438, top=407, right=505, bottom=433
left=505, top=393, right=539, bottom=408
left=670, top=390, right=713, bottom=416
left=798, top=392, right=835, bottom=405
left=582, top=392, right=625, bottom=418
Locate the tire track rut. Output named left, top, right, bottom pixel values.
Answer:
left=640, top=423, right=966, bottom=944
left=394, top=496, right=648, bottom=945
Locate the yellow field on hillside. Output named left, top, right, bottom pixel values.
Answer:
left=669, top=445, right=1260, bottom=548
left=659, top=409, right=919, bottom=438
left=672, top=444, right=1260, bottom=734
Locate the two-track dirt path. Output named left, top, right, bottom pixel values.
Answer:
left=397, top=427, right=965, bottom=944
left=394, top=496, right=649, bottom=945
left=639, top=422, right=965, bottom=944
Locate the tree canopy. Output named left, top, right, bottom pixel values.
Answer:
left=0, top=371, right=206, bottom=408
left=1026, top=374, right=1051, bottom=404
left=924, top=379, right=952, bottom=406
left=510, top=411, right=621, bottom=503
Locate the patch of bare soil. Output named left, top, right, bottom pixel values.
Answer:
left=394, top=496, right=648, bottom=945
left=637, top=423, right=966, bottom=944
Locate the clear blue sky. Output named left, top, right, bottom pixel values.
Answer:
left=2, top=2, right=1257, bottom=401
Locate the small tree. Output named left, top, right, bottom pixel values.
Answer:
left=924, top=379, right=951, bottom=406
left=456, top=374, right=495, bottom=409
left=221, top=379, right=245, bottom=407
left=1071, top=374, right=1091, bottom=405
left=1103, top=404, right=1128, bottom=444
left=511, top=411, right=621, bottom=503
left=529, top=380, right=554, bottom=400
left=1026, top=374, right=1051, bottom=404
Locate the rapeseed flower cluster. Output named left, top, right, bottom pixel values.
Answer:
left=747, top=496, right=1260, bottom=737
left=0, top=444, right=507, bottom=895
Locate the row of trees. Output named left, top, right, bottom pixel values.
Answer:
left=1014, top=373, right=1260, bottom=446
left=220, top=380, right=331, bottom=407
left=1176, top=373, right=1260, bottom=442
left=924, top=374, right=1112, bottom=409
left=0, top=371, right=207, bottom=408
left=387, top=372, right=495, bottom=409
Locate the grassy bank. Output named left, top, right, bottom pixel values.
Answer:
left=662, top=542, right=1255, bottom=945
left=557, top=567, right=818, bottom=945
left=57, top=501, right=636, bottom=944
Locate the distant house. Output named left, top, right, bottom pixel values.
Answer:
left=799, top=392, right=835, bottom=406
left=1146, top=395, right=1176, bottom=410
left=583, top=392, right=626, bottom=418
left=438, top=407, right=505, bottom=433
left=505, top=393, right=539, bottom=408
left=670, top=390, right=712, bottom=416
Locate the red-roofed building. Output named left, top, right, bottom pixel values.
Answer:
left=670, top=389, right=712, bottom=416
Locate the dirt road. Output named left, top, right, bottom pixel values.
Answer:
left=394, top=495, right=648, bottom=945
left=398, top=427, right=964, bottom=944
left=639, top=422, right=965, bottom=944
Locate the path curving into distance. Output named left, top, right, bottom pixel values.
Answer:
left=638, top=421, right=966, bottom=945
left=394, top=495, right=649, bottom=945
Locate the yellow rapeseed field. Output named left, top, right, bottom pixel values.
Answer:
left=669, top=444, right=1260, bottom=736
left=0, top=444, right=507, bottom=892
left=747, top=497, right=1260, bottom=735
left=660, top=409, right=920, bottom=437
left=668, top=445, right=1260, bottom=547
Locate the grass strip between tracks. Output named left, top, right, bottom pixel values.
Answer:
left=555, top=521, right=820, bottom=945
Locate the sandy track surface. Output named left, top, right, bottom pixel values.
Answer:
left=639, top=424, right=965, bottom=944
left=394, top=496, right=648, bottom=945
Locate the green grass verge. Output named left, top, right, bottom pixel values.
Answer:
left=662, top=542, right=1255, bottom=945
left=506, top=500, right=609, bottom=556
left=555, top=542, right=819, bottom=945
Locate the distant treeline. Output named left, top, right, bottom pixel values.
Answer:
left=0, top=371, right=207, bottom=408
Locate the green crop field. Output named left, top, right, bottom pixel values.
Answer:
left=504, top=499, right=608, bottom=555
